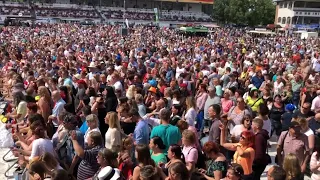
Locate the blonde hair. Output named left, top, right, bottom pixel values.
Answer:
left=283, top=153, right=301, bottom=180
left=185, top=96, right=196, bottom=110
left=135, top=94, right=144, bottom=103
left=182, top=129, right=196, bottom=144
left=126, top=85, right=136, bottom=100
left=38, top=86, right=51, bottom=101
left=106, top=111, right=120, bottom=129
left=294, top=118, right=308, bottom=130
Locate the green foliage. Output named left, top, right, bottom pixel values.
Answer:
left=213, top=0, right=276, bottom=26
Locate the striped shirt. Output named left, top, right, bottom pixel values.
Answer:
left=77, top=146, right=102, bottom=180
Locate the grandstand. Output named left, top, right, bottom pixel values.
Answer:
left=0, top=0, right=213, bottom=25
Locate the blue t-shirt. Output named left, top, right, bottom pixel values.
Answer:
left=80, top=121, right=89, bottom=135
left=150, top=124, right=182, bottom=154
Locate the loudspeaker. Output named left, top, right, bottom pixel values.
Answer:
left=120, top=28, right=128, bottom=36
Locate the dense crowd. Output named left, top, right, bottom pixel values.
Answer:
left=0, top=24, right=320, bottom=180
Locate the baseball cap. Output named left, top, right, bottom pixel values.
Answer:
left=285, top=104, right=295, bottom=112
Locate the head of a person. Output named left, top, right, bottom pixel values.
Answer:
left=86, top=114, right=99, bottom=129
left=241, top=114, right=252, bottom=129
left=87, top=131, right=103, bottom=148
left=27, top=102, right=38, bottom=115
left=185, top=96, right=196, bottom=110
left=176, top=120, right=189, bottom=133
left=51, top=169, right=74, bottom=180
left=249, top=88, right=259, bottom=98
left=225, top=163, right=244, bottom=180
left=282, top=153, right=301, bottom=180
left=168, top=162, right=189, bottom=180
left=140, top=165, right=158, bottom=180
left=51, top=90, right=61, bottom=102
left=273, top=94, right=282, bottom=104
left=28, top=113, right=45, bottom=127
left=30, top=120, right=46, bottom=138
left=258, top=103, right=270, bottom=116
left=104, top=111, right=120, bottom=129
left=13, top=91, right=25, bottom=107
left=252, top=117, right=264, bottom=133
left=171, top=104, right=182, bottom=116
left=122, top=136, right=134, bottom=151
left=128, top=107, right=141, bottom=122
left=168, top=144, right=183, bottom=161
left=97, top=148, right=118, bottom=168
left=135, top=144, right=155, bottom=166
left=203, top=141, right=221, bottom=159
left=38, top=86, right=50, bottom=99
left=159, top=108, right=171, bottom=123
left=41, top=152, right=59, bottom=170
left=135, top=93, right=144, bottom=104
left=289, top=121, right=302, bottom=137
left=208, top=104, right=221, bottom=119
left=239, top=130, right=255, bottom=148
left=267, top=165, right=286, bottom=180
left=236, top=97, right=245, bottom=108
left=295, top=117, right=309, bottom=132
left=156, top=98, right=166, bottom=110
left=182, top=129, right=196, bottom=146
left=62, top=113, right=77, bottom=130
left=223, top=89, right=231, bottom=99
left=29, top=161, right=47, bottom=180
left=149, top=136, right=166, bottom=152
left=301, top=102, right=311, bottom=114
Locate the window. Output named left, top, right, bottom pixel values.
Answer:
left=287, top=17, right=291, bottom=24
left=288, top=2, right=293, bottom=9
left=280, top=2, right=284, bottom=8
left=278, top=17, right=281, bottom=23
left=282, top=17, right=286, bottom=24
left=284, top=2, right=288, bottom=8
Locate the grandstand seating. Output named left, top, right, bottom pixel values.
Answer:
left=0, top=2, right=31, bottom=16
left=0, top=2, right=212, bottom=22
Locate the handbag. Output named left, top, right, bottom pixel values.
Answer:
left=275, top=131, right=289, bottom=164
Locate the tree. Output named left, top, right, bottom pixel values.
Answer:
left=213, top=0, right=276, bottom=26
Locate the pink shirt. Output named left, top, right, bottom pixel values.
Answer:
left=182, top=146, right=198, bottom=163
left=221, top=98, right=233, bottom=114
left=196, top=92, right=208, bottom=111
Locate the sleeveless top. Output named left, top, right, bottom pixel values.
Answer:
left=233, top=146, right=255, bottom=175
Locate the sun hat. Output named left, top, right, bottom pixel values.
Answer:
left=98, top=166, right=121, bottom=180
left=88, top=62, right=97, bottom=68
left=148, top=87, right=157, bottom=94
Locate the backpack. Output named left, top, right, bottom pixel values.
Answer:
left=187, top=147, right=206, bottom=169
left=56, top=133, right=75, bottom=167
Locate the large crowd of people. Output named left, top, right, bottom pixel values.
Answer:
left=0, top=23, right=320, bottom=180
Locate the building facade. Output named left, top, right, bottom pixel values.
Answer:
left=274, top=0, right=320, bottom=29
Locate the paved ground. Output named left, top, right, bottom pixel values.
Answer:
left=0, top=136, right=311, bottom=180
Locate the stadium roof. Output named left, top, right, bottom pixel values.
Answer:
left=155, top=0, right=213, bottom=4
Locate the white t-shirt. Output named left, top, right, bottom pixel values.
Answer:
left=113, top=81, right=123, bottom=92
left=305, top=128, right=314, bottom=137
left=176, top=67, right=185, bottom=79
left=84, top=127, right=101, bottom=144
left=30, top=138, right=55, bottom=160
left=184, top=108, right=197, bottom=126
